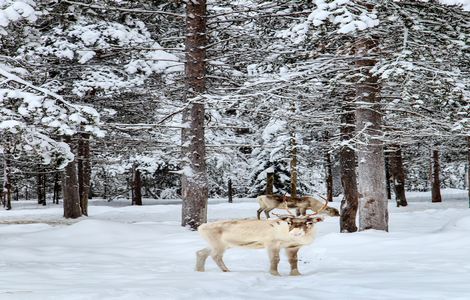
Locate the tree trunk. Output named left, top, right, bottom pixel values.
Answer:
left=339, top=102, right=359, bottom=233
left=63, top=138, right=82, bottom=219
left=325, top=151, right=333, bottom=202
left=389, top=145, right=408, bottom=207
left=78, top=132, right=91, bottom=216
left=384, top=153, right=392, bottom=200
left=228, top=178, right=233, bottom=203
left=468, top=137, right=470, bottom=207
left=3, top=150, right=12, bottom=210
left=103, top=168, right=108, bottom=200
left=181, top=0, right=208, bottom=230
left=37, top=166, right=45, bottom=205
left=290, top=117, right=298, bottom=199
left=42, top=170, right=46, bottom=206
left=431, top=149, right=442, bottom=203
left=132, top=169, right=143, bottom=206
left=355, top=36, right=388, bottom=232
left=266, top=171, right=274, bottom=195
left=53, top=172, right=60, bottom=204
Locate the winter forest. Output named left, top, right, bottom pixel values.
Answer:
left=0, top=0, right=469, bottom=299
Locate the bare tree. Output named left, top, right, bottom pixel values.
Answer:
left=181, top=0, right=209, bottom=230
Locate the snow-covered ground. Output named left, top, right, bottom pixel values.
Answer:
left=1, top=189, right=469, bottom=300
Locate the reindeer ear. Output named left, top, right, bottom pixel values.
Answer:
left=279, top=216, right=293, bottom=224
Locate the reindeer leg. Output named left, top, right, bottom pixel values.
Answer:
left=257, top=208, right=264, bottom=220
left=265, top=208, right=272, bottom=219
left=211, top=247, right=230, bottom=272
left=296, top=208, right=300, bottom=216
left=195, top=248, right=211, bottom=272
left=286, top=247, right=301, bottom=276
left=300, top=208, right=307, bottom=216
left=268, top=246, right=281, bottom=276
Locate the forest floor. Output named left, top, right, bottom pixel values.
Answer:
left=0, top=189, right=469, bottom=300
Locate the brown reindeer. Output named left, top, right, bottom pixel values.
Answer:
left=257, top=194, right=340, bottom=219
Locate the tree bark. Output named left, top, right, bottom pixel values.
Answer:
left=228, top=178, right=233, bottom=203
left=37, top=166, right=45, bottom=205
left=290, top=118, right=298, bottom=199
left=3, top=150, right=12, bottom=210
left=78, top=132, right=91, bottom=216
left=53, top=172, right=60, bottom=204
left=63, top=138, right=82, bottom=219
left=355, top=36, right=388, bottom=232
left=181, top=0, right=208, bottom=230
left=325, top=151, right=333, bottom=202
left=389, top=145, right=408, bottom=207
left=468, top=137, right=470, bottom=207
left=384, top=153, right=392, bottom=200
left=339, top=102, right=359, bottom=233
left=431, top=149, right=442, bottom=203
left=132, top=169, right=143, bottom=206
left=266, top=171, right=274, bottom=195
left=42, top=170, right=46, bottom=206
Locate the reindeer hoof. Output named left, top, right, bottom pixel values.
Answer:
left=270, top=271, right=281, bottom=276
left=222, top=269, right=230, bottom=272
left=290, top=270, right=301, bottom=276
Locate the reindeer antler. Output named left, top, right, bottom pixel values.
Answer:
left=282, top=193, right=295, bottom=216
left=271, top=194, right=295, bottom=219
left=306, top=197, right=328, bottom=217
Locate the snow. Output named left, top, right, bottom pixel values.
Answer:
left=0, top=1, right=37, bottom=28
left=1, top=190, right=469, bottom=299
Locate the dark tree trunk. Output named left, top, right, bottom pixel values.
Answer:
left=266, top=171, right=274, bottom=195
left=37, top=166, right=45, bottom=205
left=384, top=153, right=392, bottom=200
left=431, top=149, right=442, bottom=203
left=53, top=172, right=60, bottom=204
left=325, top=151, right=333, bottom=202
left=228, top=178, right=233, bottom=203
left=389, top=145, right=408, bottom=207
left=42, top=170, right=46, bottom=206
left=78, top=132, right=91, bottom=216
left=3, top=151, right=12, bottom=210
left=339, top=103, right=359, bottom=233
left=132, top=169, right=143, bottom=206
left=63, top=138, right=82, bottom=219
left=355, top=36, right=388, bottom=232
left=181, top=0, right=208, bottom=230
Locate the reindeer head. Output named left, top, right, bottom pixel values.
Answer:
left=275, top=215, right=323, bottom=237
left=275, top=197, right=328, bottom=237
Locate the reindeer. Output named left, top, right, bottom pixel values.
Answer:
left=257, top=194, right=340, bottom=220
left=195, top=200, right=327, bottom=276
